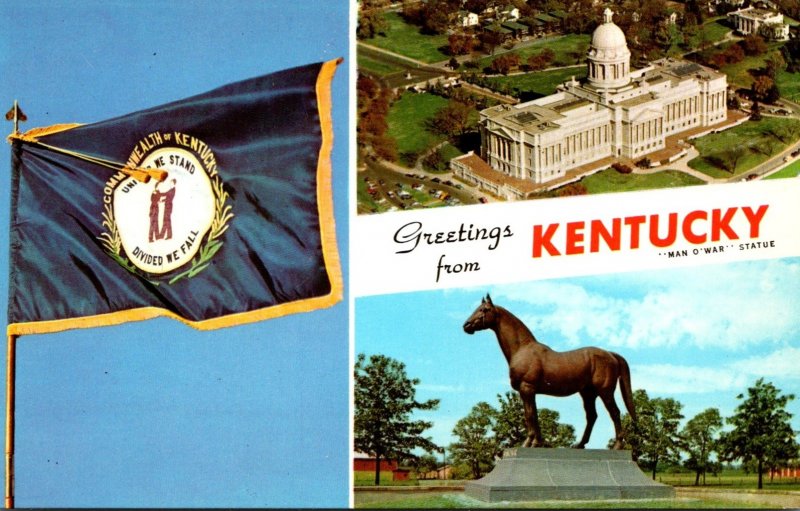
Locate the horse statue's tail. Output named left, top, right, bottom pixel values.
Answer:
left=613, top=352, right=636, bottom=424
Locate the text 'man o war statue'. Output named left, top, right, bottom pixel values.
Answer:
left=463, top=294, right=636, bottom=449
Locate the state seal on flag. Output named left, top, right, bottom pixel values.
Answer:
left=99, top=131, right=233, bottom=284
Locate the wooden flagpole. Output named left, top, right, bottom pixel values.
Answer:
left=5, top=334, right=15, bottom=509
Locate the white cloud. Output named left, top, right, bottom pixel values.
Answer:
left=632, top=364, right=750, bottom=395
left=418, top=383, right=468, bottom=393
left=486, top=259, right=800, bottom=351
left=732, top=346, right=800, bottom=380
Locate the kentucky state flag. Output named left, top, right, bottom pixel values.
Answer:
left=7, top=59, right=343, bottom=335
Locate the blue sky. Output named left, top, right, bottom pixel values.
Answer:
left=356, top=257, right=800, bottom=456
left=1, top=1, right=349, bottom=507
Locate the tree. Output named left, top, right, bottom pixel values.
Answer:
left=527, top=48, right=556, bottom=71
left=494, top=392, right=575, bottom=448
left=682, top=408, right=723, bottom=486
left=751, top=100, right=762, bottom=121
left=493, top=392, right=527, bottom=448
left=479, top=30, right=504, bottom=55
left=357, top=7, right=387, bottom=39
left=616, top=389, right=684, bottom=479
left=448, top=34, right=474, bottom=56
left=354, top=353, right=440, bottom=485
left=413, top=453, right=440, bottom=478
left=708, top=145, right=749, bottom=174
left=764, top=52, right=786, bottom=80
left=720, top=378, right=799, bottom=490
left=741, top=34, right=768, bottom=56
left=430, top=99, right=475, bottom=138
left=449, top=401, right=499, bottom=479
left=489, top=54, right=520, bottom=75
left=751, top=75, right=780, bottom=104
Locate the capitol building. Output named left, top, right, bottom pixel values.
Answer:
left=453, top=8, right=729, bottom=199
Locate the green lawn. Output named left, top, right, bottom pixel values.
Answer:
left=354, top=470, right=418, bottom=487
left=721, top=41, right=786, bottom=89
left=355, top=492, right=776, bottom=508
left=477, top=34, right=591, bottom=70
left=692, top=17, right=732, bottom=47
left=387, top=92, right=449, bottom=165
left=688, top=117, right=800, bottom=178
left=657, top=470, right=800, bottom=490
left=439, top=142, right=464, bottom=162
left=766, top=158, right=800, bottom=179
left=364, top=11, right=449, bottom=63
left=357, top=52, right=406, bottom=76
left=776, top=69, right=800, bottom=102
left=486, top=66, right=587, bottom=98
left=578, top=168, right=704, bottom=194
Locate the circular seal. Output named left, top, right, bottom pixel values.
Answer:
left=99, top=132, right=233, bottom=283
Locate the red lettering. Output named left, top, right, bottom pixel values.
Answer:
left=649, top=213, right=678, bottom=248
left=590, top=218, right=621, bottom=252
left=533, top=224, right=560, bottom=257
left=624, top=216, right=646, bottom=249
left=711, top=208, right=738, bottom=241
left=566, top=221, right=585, bottom=255
left=683, top=210, right=707, bottom=244
left=742, top=205, right=769, bottom=238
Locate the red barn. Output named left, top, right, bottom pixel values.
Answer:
left=353, top=451, right=398, bottom=472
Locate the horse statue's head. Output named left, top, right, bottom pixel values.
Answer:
left=463, top=294, right=498, bottom=334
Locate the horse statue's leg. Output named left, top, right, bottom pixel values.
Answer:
left=599, top=389, right=624, bottom=449
left=573, top=389, right=598, bottom=449
left=519, top=385, right=543, bottom=447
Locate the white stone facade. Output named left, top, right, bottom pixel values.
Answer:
left=477, top=9, right=727, bottom=185
left=727, top=7, right=789, bottom=41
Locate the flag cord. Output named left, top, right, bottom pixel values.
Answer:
left=10, top=133, right=166, bottom=183
left=31, top=140, right=130, bottom=173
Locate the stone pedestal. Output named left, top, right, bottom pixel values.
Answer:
left=465, top=447, right=675, bottom=502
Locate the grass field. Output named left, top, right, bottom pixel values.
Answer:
left=387, top=92, right=449, bottom=165
left=354, top=470, right=419, bottom=487
left=721, top=41, right=787, bottom=90
left=357, top=51, right=406, bottom=76
left=477, top=34, right=591, bottom=70
left=776, top=69, right=800, bottom=102
left=486, top=66, right=587, bottom=98
left=364, top=11, right=450, bottom=63
left=354, top=491, right=779, bottom=508
left=686, top=17, right=731, bottom=48
left=577, top=168, right=705, bottom=194
left=657, top=470, right=800, bottom=490
left=688, top=117, right=800, bottom=178
left=766, top=158, right=800, bottom=179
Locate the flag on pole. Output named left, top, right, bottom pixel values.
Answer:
left=6, top=59, right=343, bottom=335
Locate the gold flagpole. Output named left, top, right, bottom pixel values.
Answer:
left=5, top=334, right=16, bottom=509
left=4, top=103, right=23, bottom=509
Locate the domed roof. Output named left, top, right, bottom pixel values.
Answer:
left=591, top=8, right=627, bottom=51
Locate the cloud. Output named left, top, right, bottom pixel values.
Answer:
left=485, top=259, right=800, bottom=351
left=731, top=346, right=800, bottom=380
left=632, top=364, right=750, bottom=395
left=418, top=383, right=468, bottom=393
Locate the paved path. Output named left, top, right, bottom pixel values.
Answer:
left=633, top=146, right=722, bottom=183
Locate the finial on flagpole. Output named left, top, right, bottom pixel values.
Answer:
left=5, top=101, right=27, bottom=136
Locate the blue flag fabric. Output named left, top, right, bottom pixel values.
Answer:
left=7, top=59, right=342, bottom=335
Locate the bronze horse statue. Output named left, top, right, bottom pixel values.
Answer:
left=463, top=294, right=636, bottom=449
